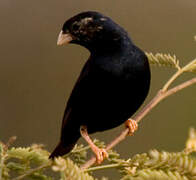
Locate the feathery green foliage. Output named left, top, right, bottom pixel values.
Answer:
left=146, top=52, right=196, bottom=73
left=121, top=170, right=190, bottom=180
left=146, top=53, right=180, bottom=69
left=85, top=128, right=196, bottom=180
left=0, top=128, right=196, bottom=179
left=52, top=157, right=95, bottom=180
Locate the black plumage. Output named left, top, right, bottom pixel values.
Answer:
left=50, top=11, right=151, bottom=160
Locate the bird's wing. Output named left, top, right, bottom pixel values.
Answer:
left=61, top=59, right=92, bottom=128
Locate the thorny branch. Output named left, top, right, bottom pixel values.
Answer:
left=81, top=64, right=196, bottom=170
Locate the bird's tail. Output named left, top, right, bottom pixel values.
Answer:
left=49, top=135, right=80, bottom=159
left=49, top=107, right=81, bottom=159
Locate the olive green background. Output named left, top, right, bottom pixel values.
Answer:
left=0, top=0, right=196, bottom=178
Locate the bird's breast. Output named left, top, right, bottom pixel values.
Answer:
left=78, top=60, right=150, bottom=132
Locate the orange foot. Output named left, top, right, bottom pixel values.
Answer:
left=80, top=125, right=108, bottom=164
left=125, top=119, right=138, bottom=136
left=93, top=147, right=108, bottom=164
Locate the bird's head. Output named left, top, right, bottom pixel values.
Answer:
left=57, top=11, right=130, bottom=53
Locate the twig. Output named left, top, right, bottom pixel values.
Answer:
left=12, top=163, right=51, bottom=180
left=84, top=163, right=120, bottom=172
left=162, top=58, right=196, bottom=92
left=81, top=77, right=196, bottom=170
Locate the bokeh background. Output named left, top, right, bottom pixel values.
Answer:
left=0, top=0, right=196, bottom=178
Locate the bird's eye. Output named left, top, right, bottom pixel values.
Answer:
left=72, top=23, right=79, bottom=31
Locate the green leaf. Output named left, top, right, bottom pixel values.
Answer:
left=0, top=143, right=3, bottom=155
left=121, top=169, right=189, bottom=180
left=30, top=172, right=53, bottom=180
left=146, top=52, right=180, bottom=70
left=52, top=157, right=95, bottom=180
left=8, top=147, right=50, bottom=165
left=7, top=162, right=27, bottom=172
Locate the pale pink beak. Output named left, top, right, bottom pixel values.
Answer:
left=57, top=31, right=73, bottom=46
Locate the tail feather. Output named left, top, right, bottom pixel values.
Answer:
left=49, top=131, right=80, bottom=159
left=50, top=107, right=80, bottom=159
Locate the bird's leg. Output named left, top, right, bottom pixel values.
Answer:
left=125, top=119, right=138, bottom=136
left=80, top=125, right=108, bottom=164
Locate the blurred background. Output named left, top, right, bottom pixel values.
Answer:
left=0, top=0, right=196, bottom=178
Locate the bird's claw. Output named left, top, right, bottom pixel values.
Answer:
left=94, top=147, right=108, bottom=164
left=125, top=119, right=138, bottom=136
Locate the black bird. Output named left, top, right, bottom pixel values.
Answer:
left=50, top=11, right=150, bottom=163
